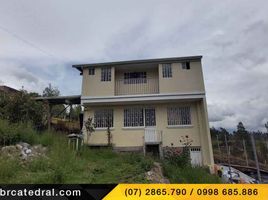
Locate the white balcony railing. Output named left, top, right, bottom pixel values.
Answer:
left=144, top=128, right=162, bottom=144
left=115, top=78, right=159, bottom=96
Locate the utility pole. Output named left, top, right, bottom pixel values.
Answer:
left=243, top=139, right=249, bottom=166
left=250, top=134, right=262, bottom=182
left=224, top=133, right=232, bottom=182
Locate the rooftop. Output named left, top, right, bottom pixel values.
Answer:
left=72, top=55, right=202, bottom=72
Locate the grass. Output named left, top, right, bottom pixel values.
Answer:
left=0, top=119, right=220, bottom=183
left=0, top=120, right=154, bottom=183
left=162, top=162, right=221, bottom=183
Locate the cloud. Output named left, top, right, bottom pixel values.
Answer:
left=0, top=0, right=267, bottom=131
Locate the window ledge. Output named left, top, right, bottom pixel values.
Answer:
left=122, top=127, right=145, bottom=130
left=95, top=127, right=115, bottom=131
left=167, top=125, right=193, bottom=129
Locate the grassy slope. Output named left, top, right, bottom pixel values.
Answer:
left=0, top=120, right=220, bottom=183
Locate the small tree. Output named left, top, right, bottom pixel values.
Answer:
left=106, top=115, right=112, bottom=147
left=84, top=117, right=95, bottom=144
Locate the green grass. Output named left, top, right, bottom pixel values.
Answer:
left=162, top=162, right=221, bottom=183
left=0, top=119, right=219, bottom=183
left=0, top=120, right=154, bottom=183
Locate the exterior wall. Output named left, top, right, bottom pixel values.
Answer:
left=83, top=102, right=201, bottom=148
left=115, top=67, right=159, bottom=95
left=158, top=61, right=205, bottom=94
left=81, top=67, right=115, bottom=96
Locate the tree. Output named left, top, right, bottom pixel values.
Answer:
left=42, top=84, right=65, bottom=118
left=42, top=83, right=60, bottom=97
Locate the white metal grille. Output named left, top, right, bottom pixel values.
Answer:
left=167, top=106, right=191, bottom=125
left=124, top=72, right=146, bottom=84
left=101, top=67, right=111, bottom=81
left=162, top=63, right=172, bottom=78
left=182, top=62, right=190, bottom=70
left=94, top=109, right=113, bottom=128
left=124, top=108, right=144, bottom=127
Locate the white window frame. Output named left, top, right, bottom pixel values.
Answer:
left=167, top=106, right=191, bottom=126
left=124, top=72, right=147, bottom=84
left=94, top=109, right=113, bottom=128
left=101, top=67, right=111, bottom=81
left=162, top=63, right=172, bottom=78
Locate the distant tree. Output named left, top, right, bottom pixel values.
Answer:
left=42, top=84, right=65, bottom=118
left=42, top=83, right=60, bottom=97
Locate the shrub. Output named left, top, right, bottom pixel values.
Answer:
left=164, top=146, right=190, bottom=168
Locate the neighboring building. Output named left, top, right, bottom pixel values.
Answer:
left=0, top=85, right=19, bottom=94
left=73, top=56, right=214, bottom=166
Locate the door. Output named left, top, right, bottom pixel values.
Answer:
left=144, top=108, right=157, bottom=143
left=190, top=147, right=202, bottom=166
left=145, top=108, right=156, bottom=127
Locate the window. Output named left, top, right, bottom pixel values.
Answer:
left=167, top=106, right=191, bottom=125
left=124, top=72, right=147, bottom=84
left=124, top=108, right=144, bottom=127
left=182, top=62, right=190, bottom=70
left=88, top=68, right=95, bottom=75
left=101, top=67, right=111, bottom=81
left=94, top=109, right=113, bottom=128
left=162, top=63, right=172, bottom=78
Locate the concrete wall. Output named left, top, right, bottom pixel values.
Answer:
left=81, top=61, right=205, bottom=97
left=82, top=67, right=115, bottom=96
left=158, top=61, right=205, bottom=94
left=83, top=102, right=201, bottom=147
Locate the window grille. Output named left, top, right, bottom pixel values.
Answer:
left=124, top=108, right=144, bottom=127
left=88, top=68, right=95, bottom=75
left=124, top=72, right=147, bottom=84
left=101, top=67, right=111, bottom=81
left=162, top=64, right=172, bottom=78
left=94, top=109, right=113, bottom=128
left=167, top=106, right=191, bottom=125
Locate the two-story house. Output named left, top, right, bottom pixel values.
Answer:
left=73, top=56, right=214, bottom=166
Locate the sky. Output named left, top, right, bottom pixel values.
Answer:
left=0, top=0, right=267, bottom=131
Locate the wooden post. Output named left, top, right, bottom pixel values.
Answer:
left=224, top=133, right=232, bottom=182
left=243, top=139, right=249, bottom=166
left=47, top=103, right=52, bottom=131
left=251, top=134, right=262, bottom=182
left=216, top=135, right=222, bottom=162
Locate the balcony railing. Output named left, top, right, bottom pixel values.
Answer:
left=115, top=78, right=159, bottom=95
left=144, top=128, right=162, bottom=144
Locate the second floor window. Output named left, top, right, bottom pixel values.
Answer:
left=88, top=68, right=95, bottom=75
left=101, top=67, right=111, bottom=81
left=167, top=106, right=191, bottom=125
left=182, top=62, right=191, bottom=70
left=94, top=109, right=113, bottom=128
left=124, top=72, right=147, bottom=84
left=162, top=64, right=172, bottom=78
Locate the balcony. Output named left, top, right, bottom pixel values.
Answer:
left=144, top=128, right=162, bottom=144
left=115, top=78, right=159, bottom=96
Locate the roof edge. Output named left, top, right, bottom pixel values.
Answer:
left=72, top=55, right=202, bottom=71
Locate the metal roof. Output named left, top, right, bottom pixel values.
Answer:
left=72, top=55, right=202, bottom=72
left=35, top=95, right=81, bottom=105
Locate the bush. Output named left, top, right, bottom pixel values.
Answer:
left=164, top=146, right=190, bottom=168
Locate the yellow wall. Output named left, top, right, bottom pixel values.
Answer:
left=81, top=61, right=205, bottom=97
left=158, top=61, right=205, bottom=94
left=82, top=67, right=115, bottom=96
left=83, top=102, right=200, bottom=147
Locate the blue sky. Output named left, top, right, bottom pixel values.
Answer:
left=0, top=0, right=267, bottom=131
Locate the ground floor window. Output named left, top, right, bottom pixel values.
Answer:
left=167, top=106, right=191, bottom=125
left=94, top=109, right=113, bottom=128
left=124, top=107, right=144, bottom=127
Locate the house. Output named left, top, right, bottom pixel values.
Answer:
left=73, top=56, right=214, bottom=166
left=0, top=85, right=19, bottom=94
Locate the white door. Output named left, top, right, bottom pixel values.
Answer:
left=190, top=147, right=202, bottom=166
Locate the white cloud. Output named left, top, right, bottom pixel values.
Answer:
left=0, top=0, right=267, bottom=131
